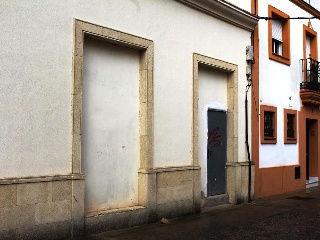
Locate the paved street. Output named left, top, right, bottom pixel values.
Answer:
left=74, top=187, right=320, bottom=240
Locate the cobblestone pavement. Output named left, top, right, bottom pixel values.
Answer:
left=74, top=187, right=320, bottom=240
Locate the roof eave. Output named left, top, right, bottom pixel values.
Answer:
left=176, top=0, right=259, bottom=31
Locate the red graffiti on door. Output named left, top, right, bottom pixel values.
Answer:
left=208, top=127, right=222, bottom=147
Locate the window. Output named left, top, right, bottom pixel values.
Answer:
left=272, top=20, right=283, bottom=55
left=284, top=109, right=297, bottom=144
left=303, top=24, right=318, bottom=82
left=260, top=105, right=277, bottom=144
left=287, top=114, right=294, bottom=137
left=268, top=5, right=290, bottom=65
left=303, top=24, right=317, bottom=60
left=264, top=111, right=274, bottom=137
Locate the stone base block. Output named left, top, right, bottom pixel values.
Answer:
left=0, top=175, right=83, bottom=240
left=227, top=161, right=254, bottom=204
left=157, top=199, right=194, bottom=219
left=201, top=193, right=229, bottom=207
left=85, top=207, right=148, bottom=235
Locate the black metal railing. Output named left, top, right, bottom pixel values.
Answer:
left=300, top=58, right=320, bottom=91
left=300, top=81, right=320, bottom=91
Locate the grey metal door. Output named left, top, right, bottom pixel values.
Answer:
left=207, top=110, right=227, bottom=196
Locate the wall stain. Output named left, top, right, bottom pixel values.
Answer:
left=129, top=0, right=141, bottom=12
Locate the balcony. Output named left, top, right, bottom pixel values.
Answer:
left=300, top=58, right=320, bottom=106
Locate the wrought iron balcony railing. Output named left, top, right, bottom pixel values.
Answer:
left=300, top=57, right=320, bottom=105
left=300, top=58, right=320, bottom=91
left=300, top=81, right=320, bottom=91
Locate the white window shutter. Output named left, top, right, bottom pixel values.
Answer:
left=272, top=20, right=282, bottom=42
left=306, top=36, right=311, bottom=58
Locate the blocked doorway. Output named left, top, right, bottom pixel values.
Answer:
left=196, top=60, right=230, bottom=207
left=72, top=20, right=154, bottom=232
left=82, top=37, right=141, bottom=214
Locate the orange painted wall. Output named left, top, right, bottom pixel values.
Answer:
left=251, top=0, right=261, bottom=198
left=254, top=105, right=320, bottom=199
left=308, top=120, right=318, bottom=177
left=255, top=166, right=305, bottom=198
left=299, top=105, right=320, bottom=180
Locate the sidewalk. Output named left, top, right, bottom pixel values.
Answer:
left=74, top=187, right=320, bottom=240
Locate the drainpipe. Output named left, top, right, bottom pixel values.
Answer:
left=246, top=45, right=253, bottom=202
left=245, top=85, right=252, bottom=202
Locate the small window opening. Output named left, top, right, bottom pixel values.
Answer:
left=264, top=111, right=274, bottom=137
left=287, top=114, right=295, bottom=138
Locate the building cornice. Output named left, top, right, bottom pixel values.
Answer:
left=176, top=0, right=258, bottom=31
left=290, top=0, right=320, bottom=17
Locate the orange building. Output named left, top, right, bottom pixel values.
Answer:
left=251, top=0, right=320, bottom=198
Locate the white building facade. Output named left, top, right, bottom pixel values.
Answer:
left=0, top=0, right=257, bottom=238
left=253, top=0, right=320, bottom=197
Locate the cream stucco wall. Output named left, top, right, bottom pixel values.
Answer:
left=82, top=38, right=140, bottom=213
left=0, top=0, right=252, bottom=176
left=258, top=0, right=320, bottom=168
left=0, top=1, right=73, bottom=178
left=0, top=1, right=256, bottom=238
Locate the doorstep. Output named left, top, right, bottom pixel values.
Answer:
left=306, top=177, right=319, bottom=188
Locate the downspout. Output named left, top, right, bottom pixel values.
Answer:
left=246, top=43, right=254, bottom=202
left=245, top=80, right=252, bottom=202
left=245, top=0, right=258, bottom=203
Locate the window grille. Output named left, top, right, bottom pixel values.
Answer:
left=287, top=114, right=295, bottom=138
left=264, top=111, right=274, bottom=137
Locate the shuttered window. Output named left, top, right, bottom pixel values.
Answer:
left=272, top=20, right=283, bottom=42
left=306, top=35, right=311, bottom=58
left=268, top=5, right=290, bottom=65
left=306, top=35, right=311, bottom=82
left=272, top=20, right=283, bottom=55
left=303, top=25, right=318, bottom=82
